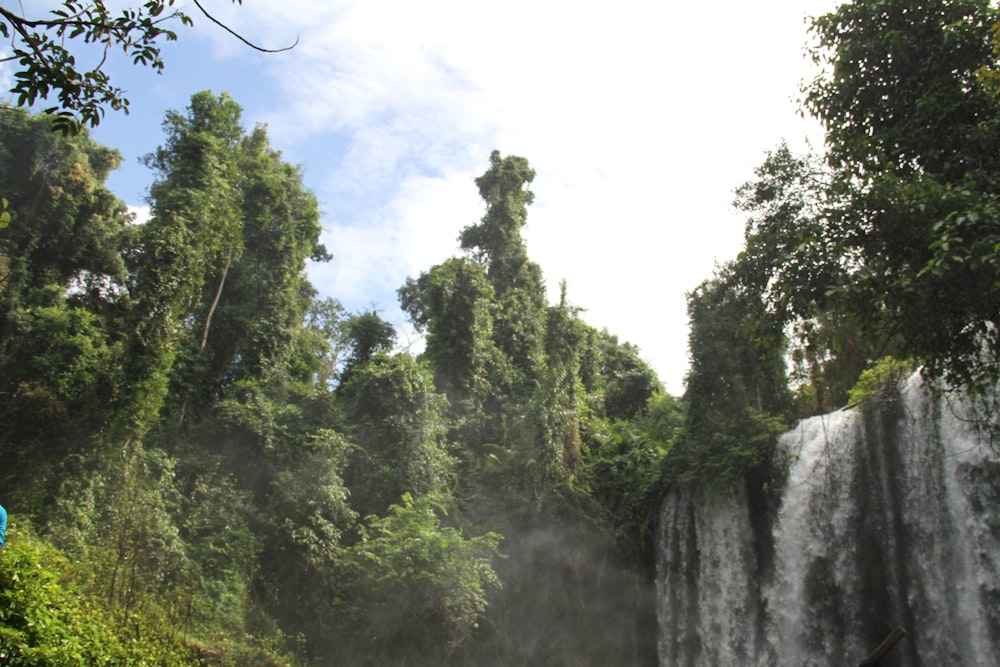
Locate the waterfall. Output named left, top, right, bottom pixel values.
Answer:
left=656, top=375, right=1000, bottom=666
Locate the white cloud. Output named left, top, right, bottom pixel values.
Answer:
left=127, top=204, right=151, bottom=225
left=174, top=0, right=840, bottom=394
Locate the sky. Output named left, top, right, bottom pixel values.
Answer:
left=31, top=0, right=840, bottom=395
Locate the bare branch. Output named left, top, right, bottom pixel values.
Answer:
left=191, top=0, right=298, bottom=53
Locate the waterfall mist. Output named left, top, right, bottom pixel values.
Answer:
left=656, top=375, right=1000, bottom=666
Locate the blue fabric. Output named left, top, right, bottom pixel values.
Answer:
left=0, top=503, right=7, bottom=548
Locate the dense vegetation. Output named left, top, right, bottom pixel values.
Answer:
left=2, top=0, right=999, bottom=664
left=0, top=95, right=670, bottom=665
left=667, top=0, right=1000, bottom=491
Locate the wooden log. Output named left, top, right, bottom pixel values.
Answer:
left=858, top=626, right=906, bottom=665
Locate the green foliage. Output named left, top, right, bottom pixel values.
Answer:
left=666, top=267, right=790, bottom=490
left=582, top=394, right=681, bottom=559
left=299, top=297, right=349, bottom=388
left=337, top=352, right=453, bottom=517
left=0, top=292, right=121, bottom=511
left=806, top=0, right=1000, bottom=180
left=592, top=332, right=662, bottom=421
left=720, top=0, right=1000, bottom=404
left=460, top=150, right=547, bottom=395
left=395, top=154, right=664, bottom=663
left=0, top=525, right=195, bottom=666
left=0, top=110, right=131, bottom=314
left=668, top=407, right=787, bottom=491
left=460, top=150, right=536, bottom=280
left=2, top=124, right=670, bottom=664
left=667, top=0, right=1000, bottom=497
left=333, top=493, right=502, bottom=664
left=800, top=0, right=1000, bottom=395
left=732, top=143, right=845, bottom=322
left=122, top=91, right=326, bottom=437
left=0, top=1, right=264, bottom=131
left=975, top=20, right=1000, bottom=96
left=399, top=257, right=504, bottom=405
left=339, top=309, right=397, bottom=377
left=9, top=3, right=1000, bottom=660
left=2, top=102, right=339, bottom=664
left=846, top=356, right=914, bottom=406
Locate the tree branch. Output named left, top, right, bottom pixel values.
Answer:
left=191, top=0, right=298, bottom=53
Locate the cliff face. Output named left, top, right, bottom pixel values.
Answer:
left=656, top=375, right=1000, bottom=666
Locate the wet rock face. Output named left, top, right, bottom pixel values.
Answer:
left=657, top=376, right=1000, bottom=666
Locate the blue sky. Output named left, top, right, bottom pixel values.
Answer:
left=12, top=0, right=839, bottom=394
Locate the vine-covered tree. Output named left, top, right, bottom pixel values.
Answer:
left=336, top=346, right=453, bottom=517
left=399, top=256, right=507, bottom=456
left=460, top=150, right=547, bottom=396
left=0, top=111, right=131, bottom=508
left=668, top=265, right=790, bottom=487
left=0, top=111, right=131, bottom=324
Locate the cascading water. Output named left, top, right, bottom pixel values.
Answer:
left=656, top=374, right=1000, bottom=666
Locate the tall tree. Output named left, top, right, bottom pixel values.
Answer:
left=399, top=257, right=505, bottom=436
left=115, top=91, right=246, bottom=440
left=0, top=111, right=131, bottom=325
left=732, top=142, right=873, bottom=413
left=0, top=111, right=131, bottom=508
left=119, top=90, right=328, bottom=435
left=669, top=265, right=790, bottom=487
left=460, top=150, right=547, bottom=395
left=802, top=0, right=1000, bottom=393
left=336, top=351, right=453, bottom=517
left=163, top=120, right=327, bottom=421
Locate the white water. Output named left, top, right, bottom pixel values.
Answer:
left=656, top=376, right=1000, bottom=666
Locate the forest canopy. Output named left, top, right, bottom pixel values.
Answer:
left=2, top=0, right=999, bottom=664
left=0, top=99, right=669, bottom=665
left=670, top=0, right=1000, bottom=489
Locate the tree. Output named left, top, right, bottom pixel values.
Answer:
left=0, top=0, right=294, bottom=132
left=117, top=90, right=328, bottom=436
left=399, top=257, right=505, bottom=433
left=460, top=150, right=548, bottom=394
left=732, top=143, right=874, bottom=413
left=802, top=0, right=1000, bottom=393
left=338, top=309, right=397, bottom=378
left=592, top=331, right=661, bottom=421
left=301, top=296, right=349, bottom=388
left=0, top=293, right=120, bottom=510
left=0, top=111, right=132, bottom=509
left=669, top=265, right=790, bottom=488
left=161, top=115, right=327, bottom=421
left=725, top=1, right=1000, bottom=404
left=332, top=493, right=501, bottom=664
left=806, top=0, right=1000, bottom=180
left=0, top=110, right=132, bottom=325
left=186, top=376, right=355, bottom=655
left=336, top=352, right=453, bottom=517
left=114, top=91, right=247, bottom=440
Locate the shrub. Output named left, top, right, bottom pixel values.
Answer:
left=0, top=524, right=195, bottom=666
left=846, top=356, right=914, bottom=406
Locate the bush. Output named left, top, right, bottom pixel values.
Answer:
left=846, top=356, right=913, bottom=406
left=0, top=524, right=195, bottom=666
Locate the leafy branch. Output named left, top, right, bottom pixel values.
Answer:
left=0, top=1, right=296, bottom=133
